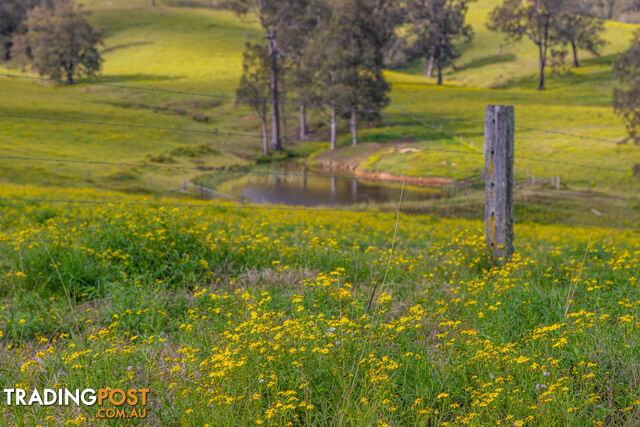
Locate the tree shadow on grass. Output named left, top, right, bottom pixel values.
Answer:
left=452, top=53, right=517, bottom=74
left=77, top=74, right=184, bottom=84
left=101, top=41, right=154, bottom=55
left=491, top=55, right=618, bottom=101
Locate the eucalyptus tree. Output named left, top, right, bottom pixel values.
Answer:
left=23, top=0, right=102, bottom=84
left=554, top=0, right=606, bottom=68
left=230, top=0, right=310, bottom=151
left=302, top=0, right=393, bottom=148
left=405, top=0, right=475, bottom=85
left=487, top=0, right=563, bottom=90
left=614, top=30, right=640, bottom=145
left=236, top=43, right=271, bottom=155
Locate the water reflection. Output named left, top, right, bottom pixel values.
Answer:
left=218, top=164, right=443, bottom=207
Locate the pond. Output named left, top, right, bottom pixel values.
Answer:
left=214, top=163, right=445, bottom=207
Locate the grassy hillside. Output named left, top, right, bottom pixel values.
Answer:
left=0, top=0, right=262, bottom=191
left=1, top=184, right=640, bottom=424
left=1, top=0, right=639, bottom=199
left=2, top=3, right=640, bottom=423
left=324, top=0, right=640, bottom=195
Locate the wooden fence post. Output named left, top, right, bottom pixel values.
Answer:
left=485, top=105, right=515, bottom=261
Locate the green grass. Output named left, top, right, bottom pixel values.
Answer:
left=2, top=2, right=640, bottom=425
left=1, top=183, right=640, bottom=425
left=1, top=0, right=639, bottom=199
left=330, top=0, right=640, bottom=195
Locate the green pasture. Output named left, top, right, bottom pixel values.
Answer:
left=0, top=0, right=639, bottom=198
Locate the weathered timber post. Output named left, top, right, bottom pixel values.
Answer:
left=556, top=176, right=561, bottom=190
left=485, top=105, right=515, bottom=261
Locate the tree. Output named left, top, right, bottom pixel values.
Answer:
left=287, top=0, right=332, bottom=142
left=554, top=0, right=606, bottom=68
left=24, top=0, right=102, bottom=84
left=9, top=33, right=29, bottom=70
left=0, top=0, right=40, bottom=60
left=229, top=0, right=309, bottom=151
left=613, top=30, right=640, bottom=145
left=597, top=0, right=618, bottom=18
left=406, top=0, right=475, bottom=85
left=301, top=0, right=393, bottom=149
left=236, top=43, right=271, bottom=155
left=487, top=0, right=563, bottom=90
left=333, top=0, right=391, bottom=146
left=302, top=24, right=345, bottom=150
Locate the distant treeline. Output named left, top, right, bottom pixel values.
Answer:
left=228, top=0, right=640, bottom=152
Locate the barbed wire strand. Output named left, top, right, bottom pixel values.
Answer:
left=0, top=113, right=264, bottom=139
left=0, top=153, right=475, bottom=183
left=0, top=196, right=444, bottom=217
left=3, top=72, right=633, bottom=148
left=1, top=72, right=424, bottom=118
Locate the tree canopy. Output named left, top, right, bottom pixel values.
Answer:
left=237, top=42, right=272, bottom=155
left=0, top=0, right=40, bottom=60
left=24, top=0, right=102, bottom=84
left=614, top=30, right=640, bottom=145
left=487, top=0, right=564, bottom=90
left=405, top=0, right=475, bottom=85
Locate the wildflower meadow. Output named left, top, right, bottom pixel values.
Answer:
left=0, top=183, right=639, bottom=425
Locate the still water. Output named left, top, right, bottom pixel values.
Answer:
left=216, top=164, right=444, bottom=207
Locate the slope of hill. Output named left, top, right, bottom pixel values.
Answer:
left=0, top=0, right=638, bottom=197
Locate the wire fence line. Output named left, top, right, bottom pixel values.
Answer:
left=0, top=117, right=633, bottom=177
left=2, top=74, right=637, bottom=177
left=2, top=74, right=639, bottom=234
left=0, top=196, right=410, bottom=216
left=0, top=153, right=475, bottom=182
left=516, top=156, right=630, bottom=174
left=0, top=113, right=267, bottom=139
left=1, top=193, right=637, bottom=230
left=1, top=72, right=432, bottom=119
left=0, top=195, right=489, bottom=215
left=2, top=72, right=633, bottom=148
left=390, top=106, right=634, bottom=177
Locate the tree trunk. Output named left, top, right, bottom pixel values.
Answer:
left=538, top=44, right=546, bottom=91
left=282, top=104, right=288, bottom=145
left=330, top=107, right=337, bottom=151
left=65, top=66, right=74, bottom=85
left=426, top=54, right=435, bottom=78
left=300, top=105, right=307, bottom=141
left=571, top=40, right=580, bottom=68
left=260, top=104, right=268, bottom=156
left=437, top=62, right=443, bottom=86
left=268, top=39, right=282, bottom=151
left=350, top=107, right=358, bottom=146
left=606, top=0, right=615, bottom=19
